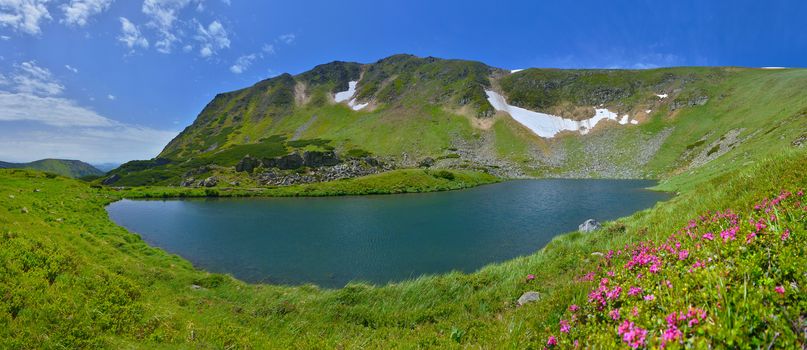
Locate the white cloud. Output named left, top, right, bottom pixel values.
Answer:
left=11, top=61, right=64, bottom=96
left=60, top=0, right=112, bottom=27
left=106, top=94, right=114, bottom=100
left=118, top=17, right=148, bottom=50
left=64, top=64, right=78, bottom=73
left=141, top=0, right=194, bottom=53
left=0, top=91, right=177, bottom=163
left=278, top=33, right=295, bottom=44
left=194, top=19, right=228, bottom=57
left=262, top=43, right=274, bottom=54
left=0, top=35, right=10, bottom=40
left=229, top=53, right=256, bottom=74
left=0, top=0, right=52, bottom=35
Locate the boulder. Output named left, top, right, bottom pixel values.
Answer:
left=180, top=177, right=196, bottom=187
left=517, top=291, right=541, bottom=306
left=101, top=174, right=120, bottom=185
left=579, top=219, right=601, bottom=233
left=201, top=177, right=218, bottom=187
left=235, top=155, right=261, bottom=173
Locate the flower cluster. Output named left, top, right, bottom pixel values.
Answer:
left=533, top=189, right=805, bottom=348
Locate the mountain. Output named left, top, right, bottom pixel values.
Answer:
left=90, top=163, right=121, bottom=172
left=103, top=54, right=807, bottom=188
left=0, top=159, right=105, bottom=178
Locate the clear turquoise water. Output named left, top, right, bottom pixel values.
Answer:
left=106, top=180, right=670, bottom=288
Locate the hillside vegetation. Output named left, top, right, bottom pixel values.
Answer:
left=103, top=56, right=807, bottom=193
left=1, top=148, right=804, bottom=348
left=0, top=159, right=104, bottom=179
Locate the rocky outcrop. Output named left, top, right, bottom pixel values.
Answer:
left=101, top=174, right=120, bottom=185
left=263, top=153, right=304, bottom=170
left=418, top=157, right=435, bottom=168
left=235, top=155, right=261, bottom=173
left=200, top=176, right=218, bottom=187
left=257, top=158, right=392, bottom=186
left=579, top=219, right=601, bottom=233
left=671, top=96, right=709, bottom=111
left=302, top=150, right=340, bottom=167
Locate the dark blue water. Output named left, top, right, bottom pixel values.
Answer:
left=106, top=180, right=670, bottom=288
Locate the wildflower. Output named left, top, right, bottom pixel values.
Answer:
left=628, top=286, right=643, bottom=296
left=547, top=335, right=557, bottom=346
left=781, top=229, right=790, bottom=241
left=606, top=286, right=622, bottom=300
left=643, top=294, right=655, bottom=301
left=665, top=280, right=673, bottom=289
left=702, top=232, right=714, bottom=241
left=720, top=227, right=738, bottom=242
left=631, top=306, right=639, bottom=317
left=617, top=320, right=647, bottom=349
left=526, top=274, right=535, bottom=282
left=649, top=263, right=660, bottom=274
left=569, top=304, right=579, bottom=312
left=775, top=285, right=785, bottom=295
left=607, top=270, right=615, bottom=277
left=661, top=325, right=683, bottom=347
left=678, top=250, right=689, bottom=260
left=609, top=308, right=620, bottom=320
left=559, top=319, right=571, bottom=333
left=574, top=339, right=579, bottom=348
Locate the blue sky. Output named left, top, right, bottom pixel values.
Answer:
left=0, top=0, right=805, bottom=164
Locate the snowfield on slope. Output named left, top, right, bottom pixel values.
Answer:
left=485, top=90, right=637, bottom=138
left=334, top=81, right=368, bottom=110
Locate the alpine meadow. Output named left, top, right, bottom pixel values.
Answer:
left=1, top=1, right=806, bottom=349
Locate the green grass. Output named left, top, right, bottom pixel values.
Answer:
left=1, top=147, right=804, bottom=348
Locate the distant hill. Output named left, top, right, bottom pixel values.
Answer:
left=0, top=159, right=105, bottom=178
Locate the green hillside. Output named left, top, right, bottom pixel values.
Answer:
left=0, top=159, right=104, bottom=178
left=1, top=148, right=804, bottom=348
left=102, top=55, right=807, bottom=193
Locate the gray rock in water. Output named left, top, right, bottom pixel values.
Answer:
left=517, top=291, right=541, bottom=306
left=579, top=219, right=601, bottom=233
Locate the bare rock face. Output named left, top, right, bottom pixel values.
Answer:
left=262, top=153, right=304, bottom=170
left=302, top=150, right=340, bottom=167
left=579, top=219, right=601, bottom=233
left=517, top=291, right=541, bottom=306
left=101, top=174, right=120, bottom=185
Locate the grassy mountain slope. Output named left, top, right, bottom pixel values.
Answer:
left=104, top=56, right=807, bottom=191
left=0, top=159, right=104, bottom=178
left=1, top=148, right=804, bottom=348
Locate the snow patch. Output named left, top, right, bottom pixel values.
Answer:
left=761, top=67, right=787, bottom=69
left=619, top=114, right=630, bottom=125
left=646, top=109, right=652, bottom=114
left=510, top=69, right=524, bottom=73
left=334, top=81, right=368, bottom=110
left=656, top=93, right=668, bottom=99
left=630, top=120, right=639, bottom=125
left=485, top=90, right=631, bottom=138
left=334, top=81, right=357, bottom=102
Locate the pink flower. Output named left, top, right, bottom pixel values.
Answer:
left=559, top=319, right=571, bottom=333
left=607, top=270, right=615, bottom=277
left=661, top=325, right=683, bottom=347
left=665, top=280, right=673, bottom=289
left=631, top=306, right=639, bottom=317
left=643, top=294, right=655, bottom=301
left=678, top=250, right=689, bottom=260
left=745, top=232, right=756, bottom=244
left=720, top=227, right=738, bottom=242
left=781, top=229, right=790, bottom=241
left=628, top=286, right=643, bottom=296
left=617, top=320, right=647, bottom=349
left=526, top=274, right=536, bottom=281
left=569, top=304, right=579, bottom=312
left=547, top=335, right=557, bottom=346
left=775, top=285, right=785, bottom=295
left=606, top=286, right=622, bottom=300
left=649, top=263, right=660, bottom=274
left=609, top=308, right=620, bottom=320
left=702, top=232, right=714, bottom=241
